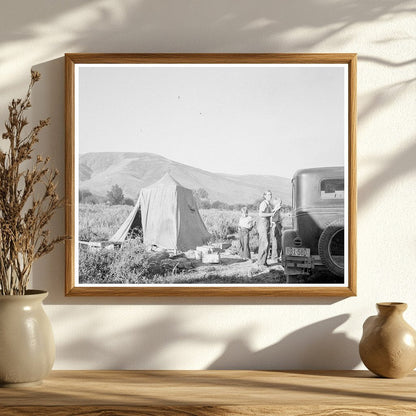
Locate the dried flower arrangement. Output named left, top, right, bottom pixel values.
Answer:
left=0, top=71, right=65, bottom=295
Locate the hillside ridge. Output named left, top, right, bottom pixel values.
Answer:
left=79, top=152, right=292, bottom=205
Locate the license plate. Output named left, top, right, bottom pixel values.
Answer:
left=285, top=247, right=310, bottom=257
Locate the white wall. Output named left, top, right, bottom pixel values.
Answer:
left=0, top=0, right=415, bottom=370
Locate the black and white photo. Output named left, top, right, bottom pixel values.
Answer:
left=65, top=54, right=357, bottom=296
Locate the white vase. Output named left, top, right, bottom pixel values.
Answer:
left=0, top=290, right=55, bottom=386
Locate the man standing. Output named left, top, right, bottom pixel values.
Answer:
left=270, top=198, right=283, bottom=263
left=257, top=190, right=276, bottom=268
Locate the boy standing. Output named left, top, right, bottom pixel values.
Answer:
left=238, top=206, right=254, bottom=260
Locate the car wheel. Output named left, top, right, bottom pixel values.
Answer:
left=318, top=218, right=344, bottom=277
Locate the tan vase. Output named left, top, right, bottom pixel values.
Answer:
left=359, top=302, right=416, bottom=378
left=0, top=290, right=55, bottom=387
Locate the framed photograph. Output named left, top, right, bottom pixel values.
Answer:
left=65, top=53, right=356, bottom=296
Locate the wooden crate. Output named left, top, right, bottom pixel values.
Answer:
left=202, top=252, right=221, bottom=264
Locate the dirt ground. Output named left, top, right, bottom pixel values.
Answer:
left=154, top=253, right=286, bottom=284
left=154, top=252, right=343, bottom=285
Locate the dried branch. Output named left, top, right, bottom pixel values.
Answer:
left=0, top=71, right=66, bottom=295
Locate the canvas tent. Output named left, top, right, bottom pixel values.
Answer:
left=109, top=173, right=210, bottom=251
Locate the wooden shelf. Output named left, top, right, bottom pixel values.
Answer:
left=1, top=370, right=415, bottom=415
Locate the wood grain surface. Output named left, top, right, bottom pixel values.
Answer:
left=1, top=370, right=415, bottom=415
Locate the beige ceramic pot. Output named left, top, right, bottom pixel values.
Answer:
left=0, top=290, right=55, bottom=387
left=359, top=302, right=416, bottom=378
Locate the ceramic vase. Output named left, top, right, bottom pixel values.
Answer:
left=0, top=290, right=55, bottom=387
left=359, top=302, right=416, bottom=378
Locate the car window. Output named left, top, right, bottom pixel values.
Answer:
left=320, top=178, right=344, bottom=199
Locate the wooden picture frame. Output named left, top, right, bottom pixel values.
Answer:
left=65, top=53, right=356, bottom=297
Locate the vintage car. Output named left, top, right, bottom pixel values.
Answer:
left=282, top=167, right=345, bottom=283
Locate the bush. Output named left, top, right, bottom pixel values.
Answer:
left=79, top=189, right=107, bottom=204
left=106, top=184, right=124, bottom=205
left=211, top=200, right=229, bottom=210
left=79, top=240, right=168, bottom=284
left=247, top=198, right=264, bottom=212
left=199, top=199, right=211, bottom=209
left=83, top=194, right=101, bottom=205
left=200, top=209, right=239, bottom=240
left=229, top=203, right=245, bottom=212
left=195, top=188, right=209, bottom=199
left=123, top=197, right=135, bottom=206
left=79, top=189, right=92, bottom=202
left=78, top=247, right=117, bottom=284
left=109, top=240, right=154, bottom=284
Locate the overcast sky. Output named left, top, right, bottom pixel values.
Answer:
left=78, top=64, right=346, bottom=178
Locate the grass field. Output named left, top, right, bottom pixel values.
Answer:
left=79, top=204, right=132, bottom=241
left=78, top=203, right=295, bottom=284
left=79, top=204, right=264, bottom=241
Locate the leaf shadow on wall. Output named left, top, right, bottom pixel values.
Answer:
left=53, top=311, right=216, bottom=370
left=358, top=138, right=416, bottom=210
left=52, top=307, right=359, bottom=370
left=207, top=314, right=360, bottom=370
left=0, top=0, right=414, bottom=96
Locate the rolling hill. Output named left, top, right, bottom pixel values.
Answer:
left=79, top=152, right=292, bottom=205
